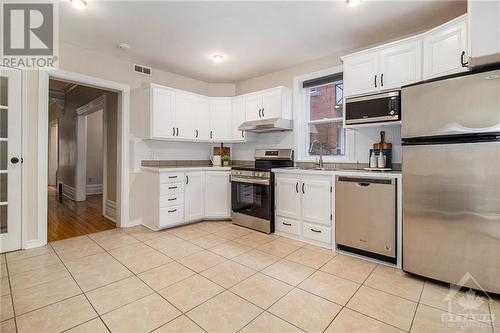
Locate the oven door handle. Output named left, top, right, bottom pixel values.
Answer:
left=231, top=177, right=270, bottom=186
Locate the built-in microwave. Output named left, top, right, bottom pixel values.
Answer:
left=345, top=91, right=400, bottom=125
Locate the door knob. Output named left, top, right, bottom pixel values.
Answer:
left=10, top=157, right=20, bottom=164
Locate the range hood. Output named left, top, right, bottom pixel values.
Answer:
left=238, top=117, right=293, bottom=133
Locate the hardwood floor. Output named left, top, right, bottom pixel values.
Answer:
left=47, top=186, right=116, bottom=242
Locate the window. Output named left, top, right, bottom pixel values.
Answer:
left=305, top=78, right=344, bottom=156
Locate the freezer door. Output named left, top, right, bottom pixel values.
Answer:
left=402, top=69, right=500, bottom=138
left=402, top=142, right=500, bottom=293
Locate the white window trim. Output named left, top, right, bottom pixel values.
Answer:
left=293, top=65, right=355, bottom=163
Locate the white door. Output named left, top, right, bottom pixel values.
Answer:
left=193, top=96, right=210, bottom=141
left=379, top=40, right=422, bottom=90
left=151, top=87, right=176, bottom=139
left=0, top=67, right=22, bottom=253
left=185, top=172, right=205, bottom=222
left=261, top=89, right=282, bottom=119
left=209, top=98, right=232, bottom=141
left=343, top=51, right=379, bottom=97
left=301, top=178, right=331, bottom=226
left=423, top=16, right=468, bottom=80
left=175, top=92, right=196, bottom=140
left=231, top=97, right=246, bottom=141
left=275, top=177, right=301, bottom=219
left=244, top=94, right=262, bottom=121
left=204, top=172, right=231, bottom=218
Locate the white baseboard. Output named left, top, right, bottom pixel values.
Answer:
left=127, top=218, right=143, bottom=227
left=61, top=183, right=76, bottom=200
left=104, top=199, right=117, bottom=222
left=86, top=184, right=103, bottom=195
left=24, top=238, right=47, bottom=249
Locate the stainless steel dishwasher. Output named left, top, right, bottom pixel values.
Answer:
left=335, top=176, right=397, bottom=263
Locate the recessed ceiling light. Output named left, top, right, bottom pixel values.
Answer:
left=484, top=74, right=499, bottom=80
left=346, top=0, right=361, bottom=8
left=117, top=43, right=131, bottom=50
left=71, top=0, right=87, bottom=10
left=212, top=54, right=224, bottom=63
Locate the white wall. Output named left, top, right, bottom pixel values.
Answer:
left=86, top=109, right=103, bottom=186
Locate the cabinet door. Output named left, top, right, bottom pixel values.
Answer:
left=185, top=172, right=205, bottom=222
left=423, top=16, right=468, bottom=80
left=379, top=40, right=422, bottom=90
left=193, top=96, right=210, bottom=141
left=275, top=177, right=301, bottom=219
left=245, top=94, right=262, bottom=121
left=301, top=178, right=331, bottom=226
left=231, top=97, right=246, bottom=141
left=209, top=98, right=232, bottom=141
left=151, top=87, right=176, bottom=138
left=175, top=93, right=196, bottom=140
left=204, top=172, right=231, bottom=218
left=261, top=89, right=282, bottom=119
left=343, top=51, right=379, bottom=97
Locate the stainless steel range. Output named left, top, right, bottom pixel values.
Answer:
left=231, top=149, right=294, bottom=233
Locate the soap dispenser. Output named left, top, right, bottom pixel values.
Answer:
left=370, top=151, right=377, bottom=168
left=377, top=150, right=386, bottom=168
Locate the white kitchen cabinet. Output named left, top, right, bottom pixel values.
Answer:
left=204, top=171, right=231, bottom=218
left=275, top=174, right=332, bottom=247
left=193, top=96, right=210, bottom=141
left=301, top=178, right=332, bottom=226
left=231, top=97, right=246, bottom=141
left=175, top=92, right=196, bottom=140
left=423, top=15, right=468, bottom=80
left=379, top=40, right=422, bottom=90
left=184, top=171, right=205, bottom=222
left=244, top=87, right=292, bottom=122
left=275, top=177, right=301, bottom=219
left=468, top=2, right=500, bottom=68
left=209, top=98, right=232, bottom=142
left=151, top=87, right=176, bottom=139
left=343, top=51, right=379, bottom=97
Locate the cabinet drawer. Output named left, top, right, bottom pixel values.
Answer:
left=160, top=173, right=184, bottom=184
left=159, top=194, right=184, bottom=208
left=302, top=223, right=332, bottom=245
left=276, top=216, right=300, bottom=236
left=160, top=183, right=184, bottom=196
left=159, top=205, right=184, bottom=227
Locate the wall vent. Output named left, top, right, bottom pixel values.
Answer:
left=133, top=64, right=152, bottom=76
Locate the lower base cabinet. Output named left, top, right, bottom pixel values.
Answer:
left=141, top=170, right=231, bottom=230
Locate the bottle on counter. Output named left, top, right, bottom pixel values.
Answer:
left=370, top=151, right=377, bottom=168
left=377, top=150, right=386, bottom=168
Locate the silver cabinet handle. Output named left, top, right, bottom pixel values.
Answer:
left=168, top=176, right=177, bottom=179
left=310, top=228, right=321, bottom=233
left=302, top=183, right=305, bottom=194
left=282, top=222, right=292, bottom=226
left=168, top=198, right=177, bottom=201
left=168, top=186, right=177, bottom=189
left=374, top=74, right=377, bottom=88
left=168, top=209, right=177, bottom=213
left=262, top=108, right=265, bottom=117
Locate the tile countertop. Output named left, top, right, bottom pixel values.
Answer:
left=272, top=167, right=402, bottom=179
left=141, top=166, right=232, bottom=173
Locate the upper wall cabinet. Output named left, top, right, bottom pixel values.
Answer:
left=245, top=87, right=292, bottom=122
left=209, top=98, right=232, bottom=142
left=343, top=39, right=422, bottom=97
left=423, top=15, right=468, bottom=80
left=150, top=87, right=176, bottom=139
left=231, top=97, right=246, bottom=142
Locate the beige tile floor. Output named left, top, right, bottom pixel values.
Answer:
left=0, top=221, right=497, bottom=333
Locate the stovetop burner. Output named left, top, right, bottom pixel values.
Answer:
left=232, top=149, right=294, bottom=172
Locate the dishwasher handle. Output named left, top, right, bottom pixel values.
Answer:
left=337, top=176, right=393, bottom=185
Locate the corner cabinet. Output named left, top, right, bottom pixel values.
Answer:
left=422, top=15, right=468, bottom=80
left=209, top=98, right=232, bottom=142
left=231, top=97, right=247, bottom=142
left=275, top=174, right=332, bottom=248
left=204, top=171, right=231, bottom=219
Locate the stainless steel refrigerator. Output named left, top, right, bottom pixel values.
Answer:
left=402, top=68, right=500, bottom=294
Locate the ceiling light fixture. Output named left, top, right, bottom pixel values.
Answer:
left=212, top=54, right=224, bottom=63
left=71, top=0, right=87, bottom=10
left=346, top=0, right=361, bottom=8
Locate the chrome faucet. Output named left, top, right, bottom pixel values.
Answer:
left=309, top=140, right=324, bottom=168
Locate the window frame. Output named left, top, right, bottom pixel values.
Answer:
left=293, top=65, right=354, bottom=163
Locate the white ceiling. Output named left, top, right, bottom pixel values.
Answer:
left=60, top=1, right=466, bottom=83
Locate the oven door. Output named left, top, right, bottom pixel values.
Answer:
left=345, top=91, right=400, bottom=125
left=231, top=178, right=272, bottom=233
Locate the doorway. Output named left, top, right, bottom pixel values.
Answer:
left=47, top=78, right=118, bottom=242
left=0, top=67, right=22, bottom=253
